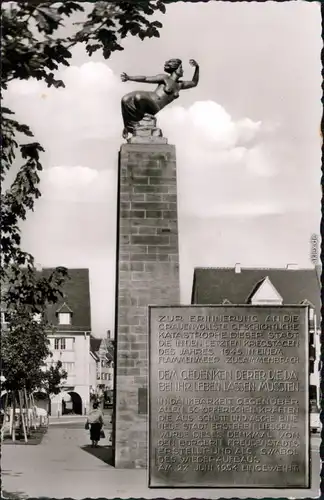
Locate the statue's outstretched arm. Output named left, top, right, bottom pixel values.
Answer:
left=121, top=72, right=165, bottom=84
left=181, top=60, right=199, bottom=90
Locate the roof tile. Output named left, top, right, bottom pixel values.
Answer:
left=192, top=267, right=321, bottom=318
left=41, top=268, right=91, bottom=331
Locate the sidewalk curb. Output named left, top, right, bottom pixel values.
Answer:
left=49, top=420, right=85, bottom=425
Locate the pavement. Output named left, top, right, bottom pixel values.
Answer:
left=1, top=424, right=321, bottom=499
left=48, top=414, right=89, bottom=426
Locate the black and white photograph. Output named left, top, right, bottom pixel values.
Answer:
left=1, top=1, right=322, bottom=499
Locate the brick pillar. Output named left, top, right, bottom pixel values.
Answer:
left=113, top=141, right=180, bottom=468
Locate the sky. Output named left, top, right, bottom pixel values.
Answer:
left=4, top=1, right=322, bottom=338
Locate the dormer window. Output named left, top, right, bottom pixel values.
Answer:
left=58, top=312, right=71, bottom=325
left=248, top=276, right=283, bottom=306
left=56, top=302, right=73, bottom=326
left=222, top=299, right=232, bottom=305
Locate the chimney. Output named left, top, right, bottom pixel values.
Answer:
left=107, top=330, right=111, bottom=340
left=235, top=263, right=241, bottom=274
left=286, top=263, right=298, bottom=270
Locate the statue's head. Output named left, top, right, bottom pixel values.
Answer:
left=164, top=58, right=183, bottom=77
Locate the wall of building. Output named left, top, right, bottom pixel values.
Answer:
left=96, top=359, right=114, bottom=392
left=310, top=312, right=321, bottom=407
left=47, top=332, right=91, bottom=415
left=89, top=353, right=98, bottom=395
left=191, top=267, right=321, bottom=409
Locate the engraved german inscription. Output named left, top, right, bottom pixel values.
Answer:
left=149, top=305, right=309, bottom=488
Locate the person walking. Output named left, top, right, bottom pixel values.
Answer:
left=85, top=401, right=104, bottom=448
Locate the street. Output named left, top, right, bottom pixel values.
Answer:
left=2, top=412, right=321, bottom=499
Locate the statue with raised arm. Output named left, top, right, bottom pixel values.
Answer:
left=120, top=58, right=199, bottom=140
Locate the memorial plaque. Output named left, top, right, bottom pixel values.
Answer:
left=148, top=305, right=309, bottom=488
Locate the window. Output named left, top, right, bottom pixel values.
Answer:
left=54, top=338, right=66, bottom=350
left=309, top=308, right=314, bottom=321
left=310, top=385, right=317, bottom=402
left=58, top=312, right=71, bottom=325
left=97, top=372, right=101, bottom=380
left=250, top=277, right=283, bottom=306
left=61, top=362, right=74, bottom=373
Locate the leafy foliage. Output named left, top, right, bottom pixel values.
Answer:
left=1, top=0, right=167, bottom=396
left=1, top=310, right=67, bottom=393
left=1, top=267, right=68, bottom=392
left=1, top=1, right=166, bottom=89
left=42, top=360, right=68, bottom=396
left=1, top=1, right=167, bottom=269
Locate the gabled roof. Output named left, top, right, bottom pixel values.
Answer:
left=105, top=346, right=114, bottom=362
left=90, top=350, right=100, bottom=362
left=40, top=268, right=91, bottom=331
left=192, top=266, right=321, bottom=318
left=98, top=337, right=114, bottom=361
left=246, top=277, right=264, bottom=302
left=56, top=302, right=73, bottom=314
left=247, top=276, right=283, bottom=304
left=90, top=336, right=102, bottom=354
left=300, top=299, right=316, bottom=308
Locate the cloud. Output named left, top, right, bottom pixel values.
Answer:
left=158, top=101, right=281, bottom=217
left=211, top=202, right=284, bottom=218
left=159, top=101, right=262, bottom=149
left=6, top=62, right=123, bottom=144
left=4, top=55, right=320, bottom=336
left=245, top=144, right=279, bottom=178
left=6, top=61, right=279, bottom=220
left=41, top=166, right=116, bottom=203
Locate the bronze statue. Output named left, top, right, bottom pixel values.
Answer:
left=120, top=59, right=199, bottom=139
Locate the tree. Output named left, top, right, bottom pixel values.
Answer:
left=1, top=311, right=67, bottom=394
left=1, top=0, right=166, bottom=275
left=41, top=361, right=68, bottom=396
left=1, top=1, right=167, bottom=401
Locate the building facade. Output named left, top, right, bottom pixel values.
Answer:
left=191, top=264, right=321, bottom=408
left=1, top=267, right=94, bottom=416
left=89, top=351, right=99, bottom=399
left=90, top=330, right=114, bottom=401
left=43, top=268, right=92, bottom=416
